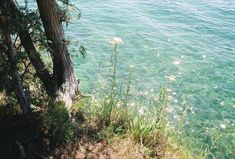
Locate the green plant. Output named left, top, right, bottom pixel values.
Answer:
left=78, top=40, right=219, bottom=159
left=46, top=101, right=74, bottom=144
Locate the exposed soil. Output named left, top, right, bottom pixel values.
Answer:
left=0, top=113, right=150, bottom=159
left=48, top=136, right=147, bottom=159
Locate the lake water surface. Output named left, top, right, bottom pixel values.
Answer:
left=66, top=0, right=235, bottom=157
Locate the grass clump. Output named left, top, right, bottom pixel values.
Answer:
left=73, top=88, right=169, bottom=158
left=70, top=43, right=212, bottom=159
left=46, top=101, right=74, bottom=144
left=74, top=88, right=212, bottom=158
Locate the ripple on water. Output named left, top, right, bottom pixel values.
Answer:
left=67, top=0, right=235, bottom=157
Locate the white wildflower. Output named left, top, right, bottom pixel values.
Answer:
left=138, top=107, right=145, bottom=116
left=111, top=37, right=124, bottom=45
left=224, top=119, right=230, bottom=124
left=166, top=88, right=172, bottom=92
left=91, top=95, right=96, bottom=101
left=166, top=107, right=174, bottom=113
left=173, top=115, right=179, bottom=120
left=144, top=91, right=149, bottom=96
left=168, top=96, right=174, bottom=101
left=129, top=64, right=135, bottom=69
left=165, top=75, right=176, bottom=81
left=130, top=102, right=135, bottom=106
left=139, top=91, right=143, bottom=96
left=220, top=124, right=226, bottom=129
left=117, top=101, right=122, bottom=108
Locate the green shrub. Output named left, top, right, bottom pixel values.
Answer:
left=46, top=101, right=74, bottom=144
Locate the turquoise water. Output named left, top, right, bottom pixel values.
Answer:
left=66, top=0, right=235, bottom=157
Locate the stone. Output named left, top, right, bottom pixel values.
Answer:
left=92, top=143, right=103, bottom=153
left=75, top=151, right=86, bottom=159
left=48, top=156, right=53, bottom=159
left=87, top=145, right=94, bottom=151
left=53, top=148, right=60, bottom=156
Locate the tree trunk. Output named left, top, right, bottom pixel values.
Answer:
left=1, top=0, right=56, bottom=96
left=1, top=31, right=31, bottom=114
left=18, top=30, right=56, bottom=95
left=36, top=0, right=78, bottom=107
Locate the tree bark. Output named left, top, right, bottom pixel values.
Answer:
left=1, top=0, right=79, bottom=108
left=36, top=0, right=78, bottom=107
left=1, top=31, right=31, bottom=114
left=18, top=30, right=56, bottom=95
left=0, top=0, right=56, bottom=95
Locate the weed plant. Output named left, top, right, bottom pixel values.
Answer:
left=72, top=40, right=220, bottom=158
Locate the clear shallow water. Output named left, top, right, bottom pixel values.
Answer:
left=66, top=0, right=235, bottom=157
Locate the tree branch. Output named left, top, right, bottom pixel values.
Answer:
left=1, top=29, right=31, bottom=114
left=1, top=0, right=57, bottom=95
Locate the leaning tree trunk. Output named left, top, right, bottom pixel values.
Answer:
left=36, top=0, right=78, bottom=107
left=0, top=0, right=31, bottom=113
left=1, top=0, right=56, bottom=96
left=1, top=30, right=31, bottom=114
